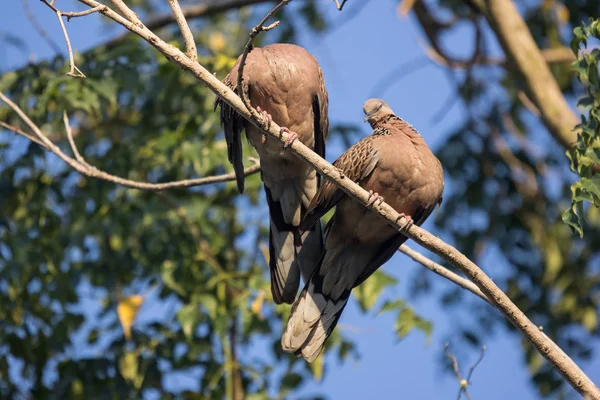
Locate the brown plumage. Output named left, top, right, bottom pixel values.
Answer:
left=281, top=98, right=444, bottom=362
left=214, top=43, right=329, bottom=304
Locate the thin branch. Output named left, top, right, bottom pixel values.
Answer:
left=0, top=93, right=261, bottom=190
left=25, top=0, right=600, bottom=397
left=108, top=0, right=143, bottom=26
left=445, top=344, right=485, bottom=400
left=63, top=111, right=87, bottom=165
left=333, top=0, right=348, bottom=10
left=63, top=5, right=105, bottom=21
left=167, top=0, right=198, bottom=62
left=55, top=10, right=86, bottom=78
left=399, top=245, right=488, bottom=303
left=0, top=121, right=48, bottom=149
left=102, top=0, right=273, bottom=50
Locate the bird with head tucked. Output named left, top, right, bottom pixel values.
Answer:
left=214, top=43, right=329, bottom=305
left=281, top=98, right=444, bottom=362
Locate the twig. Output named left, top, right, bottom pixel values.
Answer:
left=445, top=344, right=486, bottom=400
left=238, top=0, right=290, bottom=111
left=399, top=245, right=488, bottom=303
left=109, top=0, right=143, bottom=26
left=39, top=0, right=105, bottom=77
left=0, top=93, right=261, bottom=190
left=167, top=0, right=198, bottom=62
left=55, top=10, right=86, bottom=78
left=0, top=121, right=48, bottom=149
left=28, top=0, right=600, bottom=396
left=63, top=5, right=105, bottom=21
left=102, top=0, right=273, bottom=51
left=333, top=0, right=348, bottom=10
left=236, top=0, right=289, bottom=129
left=63, top=111, right=88, bottom=165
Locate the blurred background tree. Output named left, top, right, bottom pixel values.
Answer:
left=0, top=0, right=599, bottom=399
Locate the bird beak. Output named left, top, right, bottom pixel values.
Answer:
left=363, top=115, right=370, bottom=122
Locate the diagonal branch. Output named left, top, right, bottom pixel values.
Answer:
left=468, top=0, right=579, bottom=150
left=167, top=0, right=198, bottom=61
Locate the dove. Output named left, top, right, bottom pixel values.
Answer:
left=281, top=98, right=444, bottom=361
left=214, top=43, right=328, bottom=304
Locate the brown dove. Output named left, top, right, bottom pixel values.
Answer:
left=214, top=43, right=329, bottom=304
left=281, top=98, right=444, bottom=362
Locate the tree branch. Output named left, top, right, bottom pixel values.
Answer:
left=167, top=0, right=198, bottom=62
left=25, top=0, right=600, bottom=397
left=470, top=0, right=579, bottom=150
left=102, top=0, right=274, bottom=50
left=0, top=97, right=261, bottom=190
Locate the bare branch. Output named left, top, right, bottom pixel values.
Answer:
left=167, top=0, right=198, bottom=62
left=63, top=5, right=105, bottom=21
left=0, top=121, right=49, bottom=149
left=333, top=0, right=348, bottom=10
left=63, top=111, right=88, bottom=165
left=54, top=10, right=86, bottom=78
left=399, top=245, right=488, bottom=303
left=469, top=0, right=579, bottom=151
left=445, top=344, right=485, bottom=400
left=237, top=0, right=289, bottom=119
left=102, top=0, right=274, bottom=50
left=0, top=93, right=261, bottom=190
left=108, top=0, right=143, bottom=26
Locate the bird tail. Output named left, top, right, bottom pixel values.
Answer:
left=268, top=207, right=324, bottom=305
left=268, top=221, right=301, bottom=304
left=281, top=267, right=350, bottom=362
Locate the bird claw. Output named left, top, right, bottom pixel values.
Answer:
left=256, top=106, right=272, bottom=129
left=280, top=127, right=299, bottom=150
left=396, top=213, right=414, bottom=230
left=367, top=190, right=384, bottom=207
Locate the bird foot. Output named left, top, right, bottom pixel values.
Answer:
left=256, top=106, right=272, bottom=144
left=256, top=106, right=272, bottom=129
left=367, top=190, right=384, bottom=207
left=396, top=213, right=414, bottom=230
left=280, top=127, right=299, bottom=150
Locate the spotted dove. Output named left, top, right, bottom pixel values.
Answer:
left=281, top=98, right=444, bottom=362
left=214, top=43, right=329, bottom=304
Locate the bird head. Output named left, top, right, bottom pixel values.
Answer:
left=363, top=98, right=394, bottom=126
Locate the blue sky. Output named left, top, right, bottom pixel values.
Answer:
left=2, top=0, right=599, bottom=399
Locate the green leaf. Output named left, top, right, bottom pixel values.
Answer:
left=177, top=303, right=198, bottom=340
left=353, top=271, right=398, bottom=312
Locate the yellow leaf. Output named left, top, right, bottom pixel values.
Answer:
left=117, top=295, right=144, bottom=340
left=118, top=351, right=138, bottom=383
left=310, top=353, right=324, bottom=382
left=397, top=0, right=416, bottom=17
left=582, top=307, right=598, bottom=332
left=251, top=291, right=265, bottom=319
left=208, top=32, right=226, bottom=53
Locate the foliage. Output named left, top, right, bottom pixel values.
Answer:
left=409, top=0, right=600, bottom=397
left=563, top=18, right=600, bottom=236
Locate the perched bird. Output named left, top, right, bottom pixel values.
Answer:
left=281, top=98, right=444, bottom=362
left=214, top=43, right=329, bottom=304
